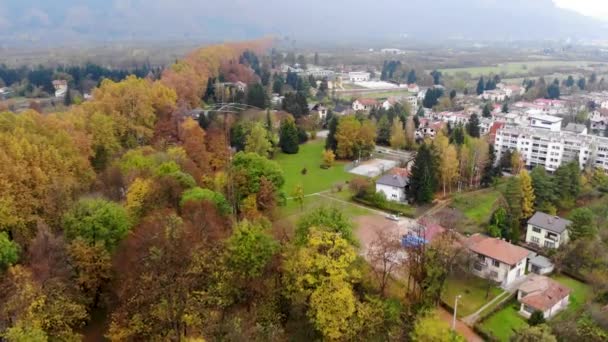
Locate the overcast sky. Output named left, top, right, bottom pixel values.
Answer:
left=554, top=0, right=608, bottom=19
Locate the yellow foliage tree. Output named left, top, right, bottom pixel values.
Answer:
left=321, top=149, right=335, bottom=168
left=519, top=169, right=536, bottom=219
left=389, top=120, right=406, bottom=149
left=86, top=76, right=177, bottom=148
left=125, top=178, right=153, bottom=220
left=0, top=110, right=93, bottom=241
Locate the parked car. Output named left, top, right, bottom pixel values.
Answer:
left=386, top=214, right=400, bottom=221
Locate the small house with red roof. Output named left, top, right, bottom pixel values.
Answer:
left=466, top=234, right=530, bottom=287
left=517, top=274, right=570, bottom=319
left=352, top=98, right=379, bottom=111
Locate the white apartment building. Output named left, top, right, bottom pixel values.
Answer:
left=495, top=125, right=608, bottom=172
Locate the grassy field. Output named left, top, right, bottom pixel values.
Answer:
left=276, top=139, right=353, bottom=196
left=441, top=275, right=503, bottom=318
left=451, top=190, right=503, bottom=224
left=439, top=60, right=600, bottom=79
left=336, top=90, right=412, bottom=100
left=479, top=300, right=528, bottom=342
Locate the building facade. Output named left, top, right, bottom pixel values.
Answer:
left=494, top=125, right=608, bottom=172
left=525, top=212, right=571, bottom=249
left=467, top=235, right=529, bottom=288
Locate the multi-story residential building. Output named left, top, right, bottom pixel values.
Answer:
left=525, top=212, right=571, bottom=249
left=466, top=234, right=529, bottom=288
left=494, top=124, right=608, bottom=172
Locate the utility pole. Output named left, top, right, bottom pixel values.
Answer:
left=452, top=294, right=462, bottom=331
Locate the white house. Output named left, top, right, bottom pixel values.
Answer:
left=404, top=95, right=418, bottom=109
left=382, top=98, right=397, bottom=110
left=52, top=80, right=68, bottom=98
left=525, top=212, right=571, bottom=249
left=352, top=98, right=378, bottom=111
left=466, top=234, right=529, bottom=288
left=375, top=173, right=408, bottom=203
left=407, top=84, right=420, bottom=93
left=517, top=274, right=570, bottom=319
left=348, top=71, right=371, bottom=82
left=310, top=104, right=328, bottom=120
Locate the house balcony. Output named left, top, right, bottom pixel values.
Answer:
left=545, top=234, right=558, bottom=242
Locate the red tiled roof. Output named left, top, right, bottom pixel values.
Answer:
left=390, top=167, right=410, bottom=178
left=356, top=98, right=379, bottom=106
left=466, top=234, right=529, bottom=265
left=519, top=275, right=570, bottom=311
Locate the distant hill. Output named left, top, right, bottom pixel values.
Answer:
left=0, top=0, right=606, bottom=46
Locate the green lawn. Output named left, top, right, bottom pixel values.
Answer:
left=552, top=275, right=592, bottom=313
left=478, top=275, right=592, bottom=341
left=441, top=275, right=503, bottom=318
left=280, top=193, right=370, bottom=220
left=439, top=60, right=599, bottom=79
left=451, top=190, right=503, bottom=224
left=479, top=301, right=528, bottom=342
left=275, top=140, right=353, bottom=196
left=336, top=90, right=412, bottom=100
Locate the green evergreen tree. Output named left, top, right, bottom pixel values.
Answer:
left=246, top=84, right=268, bottom=108
left=279, top=117, right=300, bottom=154
left=466, top=113, right=481, bottom=138
left=376, top=114, right=391, bottom=146
left=408, top=143, right=438, bottom=204
left=64, top=87, right=72, bottom=106
left=407, top=69, right=417, bottom=84
left=504, top=176, right=523, bottom=242
left=476, top=77, right=485, bottom=95
left=566, top=75, right=575, bottom=87
left=450, top=124, right=465, bottom=145
left=325, top=116, right=339, bottom=152
left=482, top=103, right=492, bottom=118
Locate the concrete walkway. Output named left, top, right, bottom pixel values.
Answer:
left=461, top=274, right=531, bottom=325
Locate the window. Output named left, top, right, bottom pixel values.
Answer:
left=544, top=241, right=555, bottom=249
left=492, top=259, right=500, bottom=267
left=477, top=254, right=485, bottom=261
left=490, top=271, right=499, bottom=278
left=531, top=236, right=540, bottom=244
left=532, top=227, right=541, bottom=233
left=523, top=305, right=536, bottom=314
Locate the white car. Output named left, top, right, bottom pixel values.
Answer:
left=386, top=214, right=400, bottom=221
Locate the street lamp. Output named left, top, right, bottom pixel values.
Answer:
left=452, top=294, right=462, bottom=331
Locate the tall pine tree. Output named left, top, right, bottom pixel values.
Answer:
left=466, top=114, right=481, bottom=138
left=408, top=143, right=438, bottom=204
left=325, top=116, right=338, bottom=152
left=279, top=116, right=300, bottom=154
